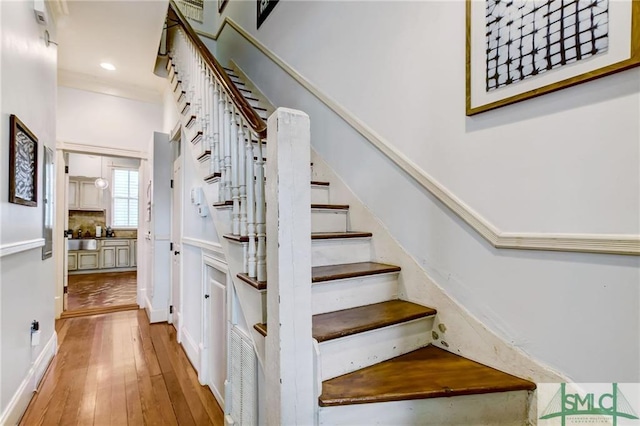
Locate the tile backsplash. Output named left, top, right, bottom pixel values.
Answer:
left=112, top=229, right=138, bottom=238
left=68, top=210, right=106, bottom=238
left=68, top=211, right=138, bottom=238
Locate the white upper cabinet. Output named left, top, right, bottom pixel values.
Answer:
left=68, top=177, right=105, bottom=210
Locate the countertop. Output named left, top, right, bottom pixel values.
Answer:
left=68, top=236, right=137, bottom=240
left=96, top=236, right=137, bottom=240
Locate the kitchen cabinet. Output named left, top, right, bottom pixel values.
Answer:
left=101, top=246, right=116, bottom=268
left=101, top=238, right=133, bottom=269
left=116, top=246, right=130, bottom=268
left=69, top=238, right=137, bottom=273
left=68, top=180, right=79, bottom=209
left=68, top=177, right=104, bottom=210
left=77, top=252, right=99, bottom=270
left=68, top=252, right=78, bottom=271
left=131, top=240, right=137, bottom=267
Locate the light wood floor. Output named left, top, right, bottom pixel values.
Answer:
left=68, top=272, right=137, bottom=311
left=20, top=310, right=224, bottom=425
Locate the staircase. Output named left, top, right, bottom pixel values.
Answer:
left=165, top=3, right=536, bottom=424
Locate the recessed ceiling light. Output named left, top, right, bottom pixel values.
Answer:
left=100, top=62, right=116, bottom=71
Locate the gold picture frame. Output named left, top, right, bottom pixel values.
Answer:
left=466, top=0, right=640, bottom=116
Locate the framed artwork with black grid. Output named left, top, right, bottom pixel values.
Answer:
left=466, top=0, right=640, bottom=115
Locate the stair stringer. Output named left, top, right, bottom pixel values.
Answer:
left=181, top=125, right=269, bottom=371
left=310, top=149, right=567, bottom=386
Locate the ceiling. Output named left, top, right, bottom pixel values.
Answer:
left=55, top=0, right=169, bottom=102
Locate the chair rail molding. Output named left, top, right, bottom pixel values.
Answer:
left=182, top=237, right=225, bottom=260
left=203, top=17, right=639, bottom=256
left=0, top=238, right=45, bottom=258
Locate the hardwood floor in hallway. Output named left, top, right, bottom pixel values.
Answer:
left=20, top=310, right=224, bottom=426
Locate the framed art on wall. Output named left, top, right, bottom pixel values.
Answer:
left=466, top=0, right=640, bottom=115
left=257, top=0, right=279, bottom=28
left=9, top=114, right=38, bottom=207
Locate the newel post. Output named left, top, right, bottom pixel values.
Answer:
left=265, top=108, right=315, bottom=425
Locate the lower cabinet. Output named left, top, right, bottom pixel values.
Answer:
left=116, top=246, right=130, bottom=268
left=68, top=252, right=78, bottom=271
left=78, top=252, right=99, bottom=270
left=70, top=238, right=137, bottom=273
left=131, top=240, right=137, bottom=267
left=101, top=247, right=116, bottom=269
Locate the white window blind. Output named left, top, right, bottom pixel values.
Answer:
left=112, top=169, right=138, bottom=228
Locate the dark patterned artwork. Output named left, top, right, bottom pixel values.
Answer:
left=257, top=0, right=279, bottom=28
left=485, top=0, right=609, bottom=91
left=9, top=115, right=38, bottom=207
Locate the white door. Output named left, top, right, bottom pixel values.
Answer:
left=170, top=157, right=182, bottom=330
left=63, top=166, right=70, bottom=311
left=204, top=266, right=228, bottom=406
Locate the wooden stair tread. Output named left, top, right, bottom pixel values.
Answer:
left=225, top=231, right=372, bottom=244
left=311, top=180, right=330, bottom=186
left=319, top=346, right=536, bottom=407
left=311, top=232, right=372, bottom=240
left=196, top=150, right=211, bottom=161
left=213, top=200, right=233, bottom=207
left=224, top=234, right=247, bottom=243
left=236, top=261, right=398, bottom=290
left=311, top=203, right=349, bottom=210
left=312, top=262, right=400, bottom=283
left=254, top=323, right=267, bottom=337
left=204, top=172, right=221, bottom=183
left=237, top=273, right=266, bottom=290
left=313, top=300, right=436, bottom=343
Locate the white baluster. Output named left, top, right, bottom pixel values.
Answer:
left=209, top=71, right=218, bottom=176
left=200, top=59, right=209, bottom=153
left=255, top=135, right=266, bottom=282
left=238, top=120, right=247, bottom=237
left=218, top=86, right=227, bottom=202
left=246, top=129, right=257, bottom=278
left=230, top=106, right=240, bottom=235
left=223, top=96, right=232, bottom=201
left=188, top=44, right=194, bottom=102
left=182, top=38, right=189, bottom=99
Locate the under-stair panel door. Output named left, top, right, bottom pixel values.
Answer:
left=204, top=265, right=227, bottom=407
left=171, top=156, right=183, bottom=335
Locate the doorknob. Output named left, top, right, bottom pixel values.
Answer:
left=174, top=251, right=180, bottom=255
left=204, top=294, right=210, bottom=299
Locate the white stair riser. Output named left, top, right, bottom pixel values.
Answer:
left=319, top=317, right=435, bottom=381
left=312, top=273, right=398, bottom=315
left=312, top=238, right=371, bottom=267
left=311, top=185, right=330, bottom=204
left=318, top=390, right=533, bottom=426
left=312, top=209, right=348, bottom=233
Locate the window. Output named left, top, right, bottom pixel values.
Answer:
left=112, top=169, right=138, bottom=228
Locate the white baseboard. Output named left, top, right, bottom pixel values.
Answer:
left=0, top=332, right=57, bottom=426
left=145, top=295, right=168, bottom=323
left=181, top=327, right=201, bottom=375
left=137, top=287, right=146, bottom=309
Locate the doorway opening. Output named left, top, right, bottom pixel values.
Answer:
left=60, top=151, right=142, bottom=318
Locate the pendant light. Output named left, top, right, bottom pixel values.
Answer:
left=94, top=157, right=109, bottom=189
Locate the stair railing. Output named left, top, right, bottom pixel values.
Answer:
left=167, top=0, right=267, bottom=282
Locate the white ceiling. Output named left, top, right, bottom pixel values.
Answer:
left=56, top=0, right=169, bottom=102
